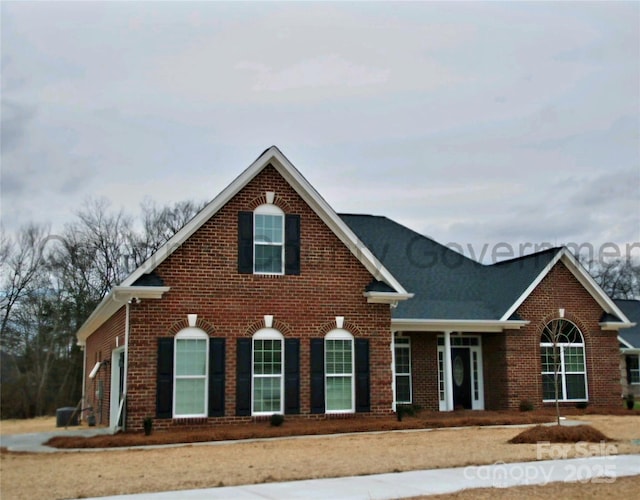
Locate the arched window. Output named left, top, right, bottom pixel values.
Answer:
left=252, top=328, right=284, bottom=414
left=325, top=329, right=355, bottom=413
left=540, top=319, right=587, bottom=402
left=174, top=328, right=209, bottom=417
left=254, top=204, right=284, bottom=274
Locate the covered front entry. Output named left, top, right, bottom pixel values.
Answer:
left=438, top=335, right=484, bottom=411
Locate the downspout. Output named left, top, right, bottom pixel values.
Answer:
left=122, top=301, right=131, bottom=431
left=80, top=343, right=87, bottom=422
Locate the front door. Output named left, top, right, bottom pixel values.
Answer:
left=110, top=348, right=125, bottom=429
left=451, top=348, right=472, bottom=409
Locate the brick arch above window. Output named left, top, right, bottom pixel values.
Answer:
left=535, top=311, right=591, bottom=342
left=243, top=318, right=294, bottom=337
left=167, top=317, right=216, bottom=337
left=247, top=194, right=292, bottom=213
left=317, top=319, right=364, bottom=338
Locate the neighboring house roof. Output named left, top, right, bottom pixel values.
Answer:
left=340, top=214, right=633, bottom=330
left=615, top=299, right=640, bottom=348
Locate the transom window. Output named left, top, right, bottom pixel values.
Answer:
left=254, top=204, right=284, bottom=274
left=325, top=329, right=354, bottom=413
left=174, top=328, right=209, bottom=418
left=252, top=329, right=284, bottom=414
left=540, top=319, right=588, bottom=402
left=394, top=337, right=412, bottom=404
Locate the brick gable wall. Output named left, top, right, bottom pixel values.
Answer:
left=496, top=261, right=620, bottom=409
left=119, top=164, right=392, bottom=430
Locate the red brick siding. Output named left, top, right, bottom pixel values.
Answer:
left=503, top=262, right=621, bottom=409
left=121, top=165, right=392, bottom=430
left=84, top=307, right=126, bottom=425
left=408, top=334, right=439, bottom=410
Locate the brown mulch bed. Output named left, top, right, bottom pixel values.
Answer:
left=45, top=407, right=636, bottom=449
left=508, top=424, right=612, bottom=444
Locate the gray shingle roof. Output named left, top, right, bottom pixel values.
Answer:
left=340, top=214, right=560, bottom=321
left=615, top=299, right=640, bottom=348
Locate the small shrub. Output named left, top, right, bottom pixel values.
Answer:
left=143, top=417, right=153, bottom=436
left=625, top=393, right=635, bottom=410
left=396, top=404, right=417, bottom=421
left=519, top=399, right=534, bottom=412
left=575, top=401, right=589, bottom=410
left=270, top=414, right=284, bottom=427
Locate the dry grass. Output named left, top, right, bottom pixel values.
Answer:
left=415, top=475, right=640, bottom=499
left=1, top=413, right=639, bottom=500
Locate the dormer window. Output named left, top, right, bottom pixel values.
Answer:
left=254, top=204, right=284, bottom=274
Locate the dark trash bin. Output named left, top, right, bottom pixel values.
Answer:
left=56, top=407, right=79, bottom=427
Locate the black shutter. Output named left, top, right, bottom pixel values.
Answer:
left=156, top=338, right=174, bottom=419
left=626, top=356, right=634, bottom=385
left=310, top=338, right=325, bottom=414
left=236, top=338, right=252, bottom=416
left=238, top=212, right=253, bottom=274
left=284, top=214, right=300, bottom=275
left=284, top=339, right=300, bottom=415
left=355, top=339, right=370, bottom=413
left=208, top=338, right=225, bottom=417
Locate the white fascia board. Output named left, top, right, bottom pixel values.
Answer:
left=391, top=318, right=529, bottom=333
left=500, top=248, right=633, bottom=326
left=120, top=146, right=408, bottom=295
left=120, top=149, right=278, bottom=287
left=601, top=321, right=637, bottom=331
left=76, top=286, right=170, bottom=345
left=270, top=150, right=409, bottom=295
left=363, top=292, right=414, bottom=304
left=619, top=335, right=635, bottom=349
left=621, top=347, right=640, bottom=354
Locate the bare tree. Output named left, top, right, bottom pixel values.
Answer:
left=0, top=196, right=205, bottom=417
left=0, top=224, right=50, bottom=338
left=125, top=199, right=205, bottom=268
left=582, top=256, right=640, bottom=300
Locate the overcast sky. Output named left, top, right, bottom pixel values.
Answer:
left=2, top=1, right=639, bottom=262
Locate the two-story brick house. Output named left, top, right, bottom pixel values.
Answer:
left=77, top=146, right=633, bottom=431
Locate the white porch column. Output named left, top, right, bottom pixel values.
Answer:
left=444, top=331, right=454, bottom=411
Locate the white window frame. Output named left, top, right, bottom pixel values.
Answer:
left=394, top=336, right=412, bottom=404
left=541, top=319, right=588, bottom=402
left=173, top=327, right=209, bottom=418
left=252, top=328, right=284, bottom=416
left=325, top=329, right=355, bottom=414
left=253, top=204, right=285, bottom=275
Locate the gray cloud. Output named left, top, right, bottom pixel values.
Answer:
left=0, top=1, right=637, bottom=256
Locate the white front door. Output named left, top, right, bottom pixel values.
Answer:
left=109, top=348, right=125, bottom=429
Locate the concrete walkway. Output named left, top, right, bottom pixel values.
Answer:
left=0, top=426, right=113, bottom=453
left=79, top=454, right=640, bottom=500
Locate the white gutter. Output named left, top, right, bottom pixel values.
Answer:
left=76, top=286, right=170, bottom=344
left=364, top=291, right=414, bottom=305
left=601, top=321, right=637, bottom=331
left=391, top=318, right=530, bottom=333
